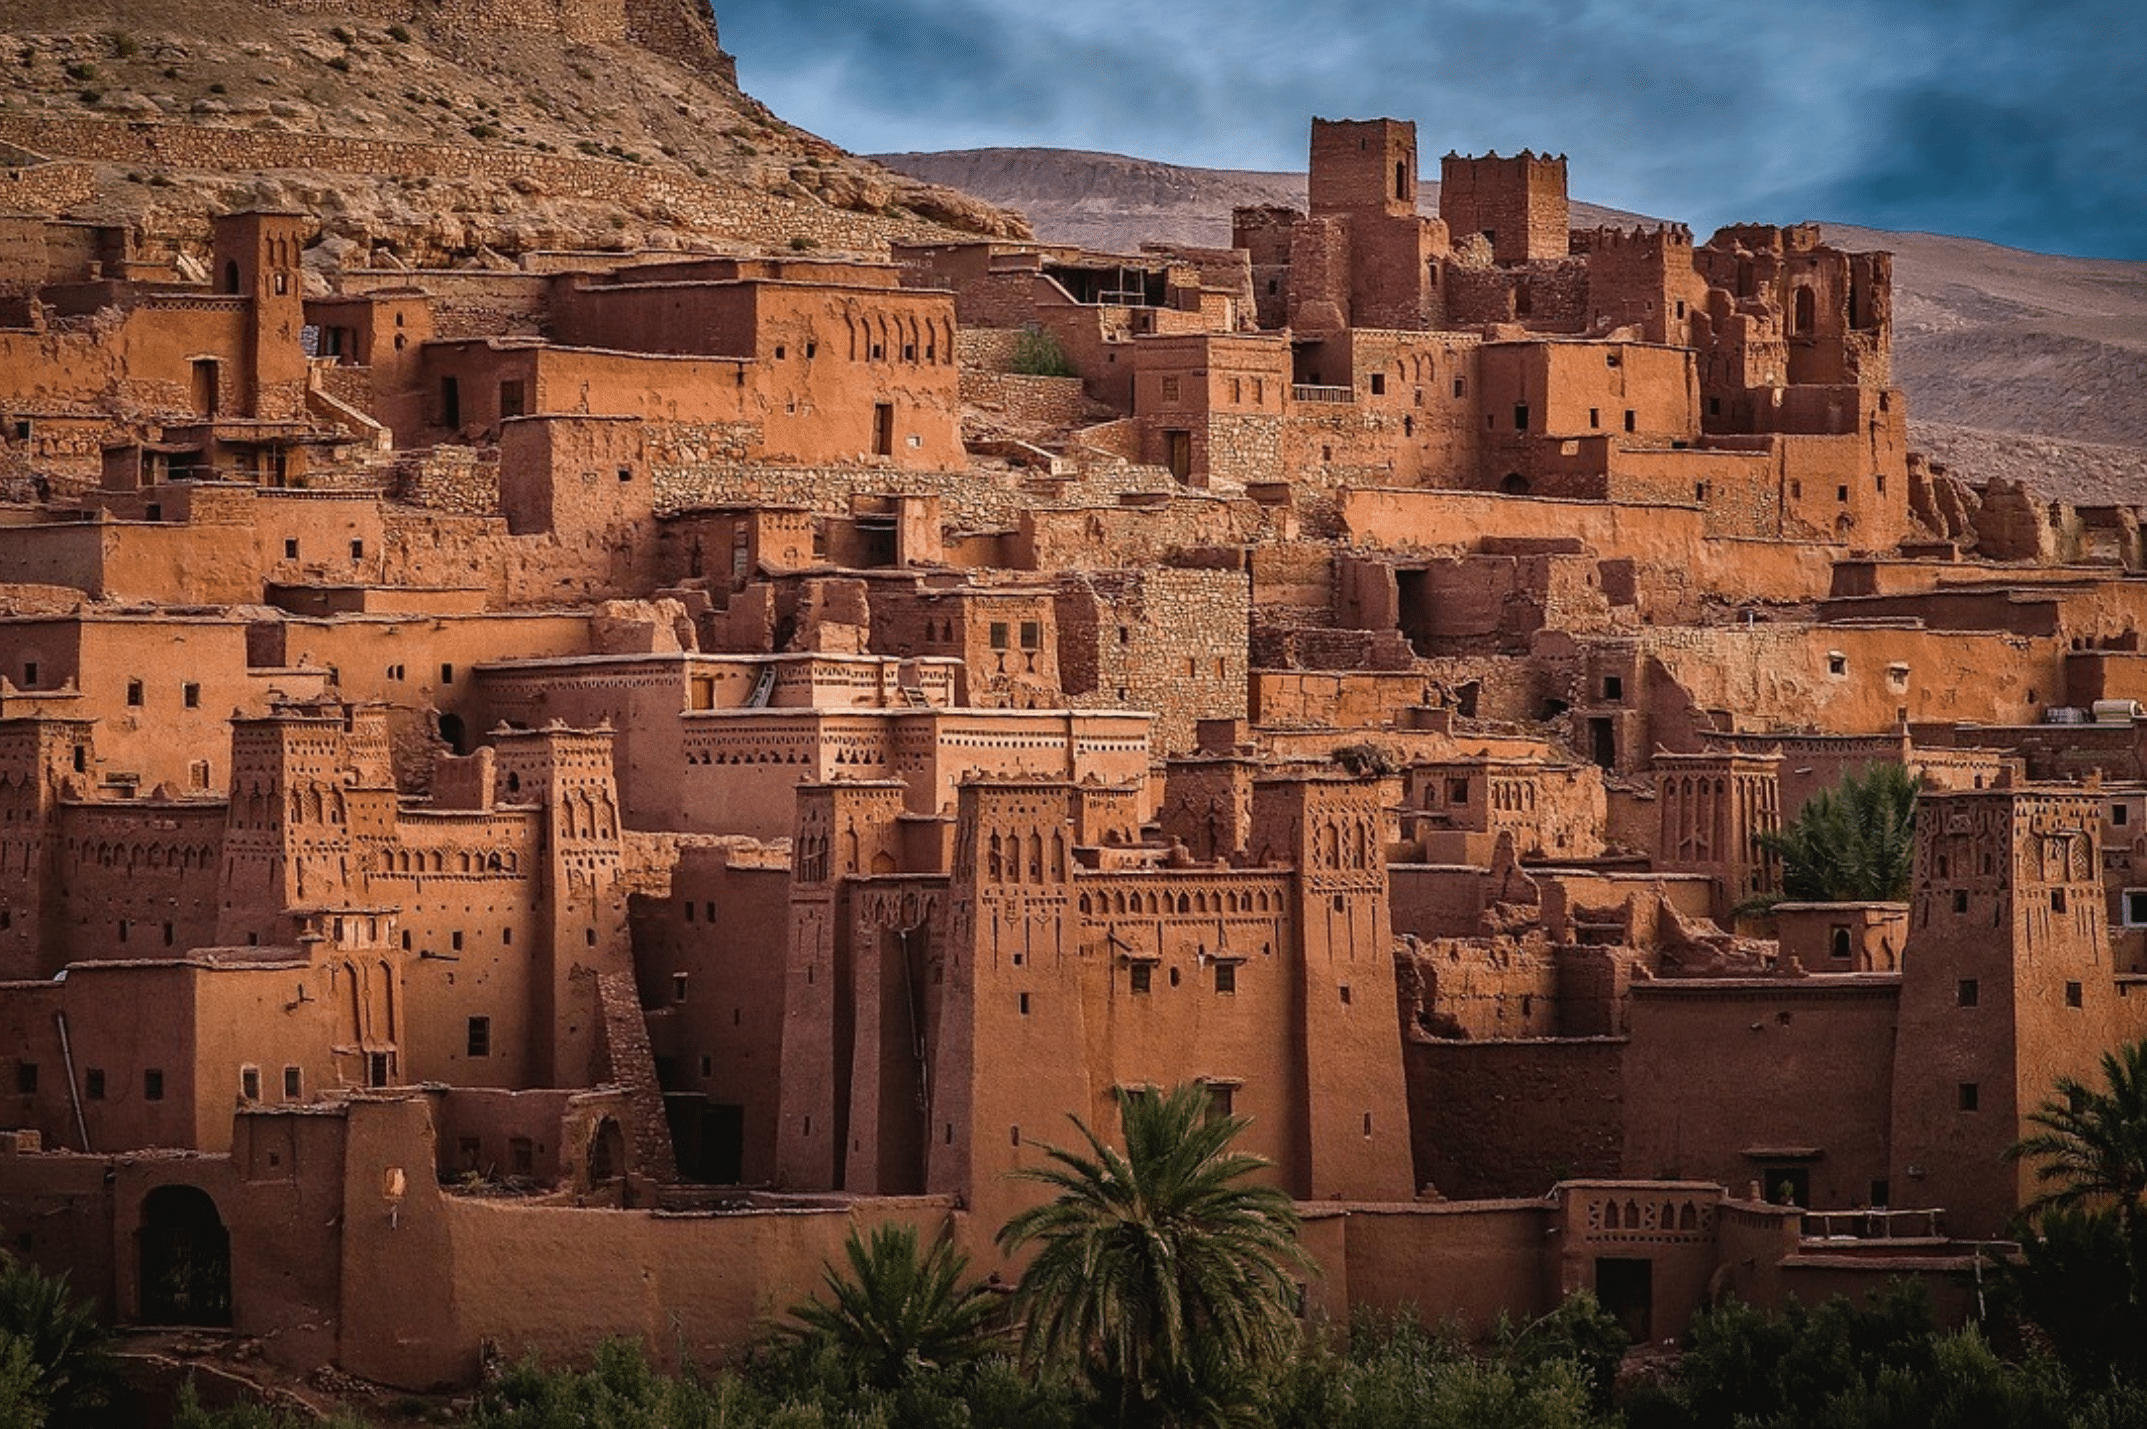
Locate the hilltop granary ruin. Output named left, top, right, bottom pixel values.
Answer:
left=0, top=77, right=2144, bottom=1381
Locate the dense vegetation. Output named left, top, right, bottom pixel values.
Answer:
left=1745, top=762, right=1920, bottom=912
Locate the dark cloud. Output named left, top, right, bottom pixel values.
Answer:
left=718, top=0, right=2147, bottom=258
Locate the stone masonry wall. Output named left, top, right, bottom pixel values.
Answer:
left=959, top=371, right=1090, bottom=428
left=0, top=162, right=96, bottom=216
left=396, top=445, right=501, bottom=515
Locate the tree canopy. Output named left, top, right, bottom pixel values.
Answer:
left=1749, top=761, right=1919, bottom=910
left=997, top=1082, right=1314, bottom=1426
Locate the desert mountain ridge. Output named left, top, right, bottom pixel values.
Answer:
left=0, top=0, right=1030, bottom=269
left=879, top=147, right=2147, bottom=504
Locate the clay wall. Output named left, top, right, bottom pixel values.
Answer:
left=51, top=800, right=227, bottom=968
left=1475, top=341, right=1697, bottom=455
left=1438, top=152, right=1569, bottom=264
left=1334, top=1202, right=1555, bottom=1332
left=1405, top=1038, right=1625, bottom=1198
left=630, top=839, right=790, bottom=1185
left=0, top=956, right=347, bottom=1155
left=1341, top=489, right=1840, bottom=608
left=1576, top=225, right=1705, bottom=346
left=1638, top=623, right=2063, bottom=738
left=1623, top=978, right=1898, bottom=1208
left=368, top=812, right=544, bottom=1087
left=0, top=615, right=313, bottom=794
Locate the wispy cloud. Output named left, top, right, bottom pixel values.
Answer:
left=719, top=0, right=2147, bottom=258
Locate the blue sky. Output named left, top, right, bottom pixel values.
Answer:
left=717, top=0, right=2147, bottom=260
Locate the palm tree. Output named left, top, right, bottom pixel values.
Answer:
left=781, top=1222, right=1001, bottom=1391
left=2009, top=1039, right=2147, bottom=1239
left=0, top=1253, right=111, bottom=1428
left=1743, top=762, right=1919, bottom=914
left=996, top=1083, right=1315, bottom=1426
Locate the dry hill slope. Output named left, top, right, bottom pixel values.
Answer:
left=880, top=148, right=2147, bottom=502
left=0, top=0, right=1028, bottom=267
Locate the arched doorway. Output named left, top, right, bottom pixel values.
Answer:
left=1500, top=472, right=1530, bottom=495
left=588, top=1118, right=625, bottom=1184
left=139, top=1185, right=231, bottom=1325
left=437, top=712, right=466, bottom=755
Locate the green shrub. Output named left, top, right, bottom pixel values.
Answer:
left=387, top=24, right=411, bottom=42
left=1007, top=327, right=1076, bottom=378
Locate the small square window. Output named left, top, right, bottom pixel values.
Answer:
left=2115, top=804, right=2131, bottom=827
left=2052, top=888, right=2069, bottom=913
left=2067, top=981, right=2084, bottom=1008
left=1019, top=620, right=1042, bottom=650
left=1207, top=1084, right=1235, bottom=1120
left=84, top=1069, right=106, bottom=1100
left=183, top=682, right=200, bottom=708
left=1624, top=410, right=1636, bottom=433
left=451, top=931, right=464, bottom=951
left=126, top=680, right=143, bottom=707
left=1369, top=373, right=1386, bottom=396
left=1828, top=653, right=1847, bottom=676
left=1953, top=890, right=1970, bottom=914
left=1958, top=1082, right=1979, bottom=1112
left=2125, top=890, right=2147, bottom=926
left=14, top=1062, right=35, bottom=1095
left=673, top=972, right=689, bottom=1002
left=1603, top=675, right=1624, bottom=701
left=988, top=622, right=1009, bottom=651
left=1018, top=992, right=1031, bottom=1016
left=1215, top=962, right=1237, bottom=994
left=1957, top=978, right=1979, bottom=1007
left=1130, top=963, right=1152, bottom=994
left=142, top=1069, right=163, bottom=1101
left=284, top=538, right=299, bottom=560
left=350, top=539, right=364, bottom=559
left=467, top=1016, right=491, bottom=1058
left=241, top=1066, right=260, bottom=1101
left=20, top=662, right=35, bottom=686
left=439, top=663, right=455, bottom=684
left=284, top=1066, right=302, bottom=1099
left=510, top=1138, right=535, bottom=1175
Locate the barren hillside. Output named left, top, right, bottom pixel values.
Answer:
left=880, top=148, right=2147, bottom=502
left=0, top=0, right=1028, bottom=269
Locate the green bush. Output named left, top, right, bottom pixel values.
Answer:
left=1007, top=327, right=1076, bottom=379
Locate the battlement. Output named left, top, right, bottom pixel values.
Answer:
left=1571, top=223, right=1695, bottom=255
left=1706, top=223, right=1827, bottom=256
left=1438, top=150, right=1569, bottom=264
left=1310, top=117, right=1419, bottom=220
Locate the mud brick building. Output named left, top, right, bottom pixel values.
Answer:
left=0, top=86, right=2140, bottom=1385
